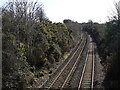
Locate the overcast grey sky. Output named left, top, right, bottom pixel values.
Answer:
left=0, top=0, right=120, bottom=23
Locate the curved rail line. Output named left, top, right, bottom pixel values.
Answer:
left=63, top=32, right=90, bottom=89
left=39, top=34, right=83, bottom=88
left=41, top=34, right=87, bottom=89
left=61, top=37, right=87, bottom=88
left=47, top=36, right=87, bottom=89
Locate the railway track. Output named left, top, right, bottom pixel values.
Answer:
left=41, top=33, right=87, bottom=89
left=39, top=34, right=83, bottom=88
left=62, top=33, right=90, bottom=89
left=61, top=34, right=95, bottom=90
left=40, top=33, right=95, bottom=89
left=78, top=37, right=95, bottom=89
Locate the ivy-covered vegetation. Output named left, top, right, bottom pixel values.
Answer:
left=2, top=1, right=81, bottom=88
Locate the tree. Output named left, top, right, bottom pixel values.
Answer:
left=99, top=1, right=120, bottom=88
left=2, top=0, right=48, bottom=88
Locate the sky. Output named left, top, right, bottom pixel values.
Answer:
left=0, top=0, right=120, bottom=23
left=39, top=0, right=119, bottom=23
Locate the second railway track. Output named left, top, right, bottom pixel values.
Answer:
left=79, top=37, right=95, bottom=89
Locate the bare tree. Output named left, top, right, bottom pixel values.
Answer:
left=2, top=0, right=48, bottom=55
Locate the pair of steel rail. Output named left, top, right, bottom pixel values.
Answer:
left=40, top=34, right=95, bottom=89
